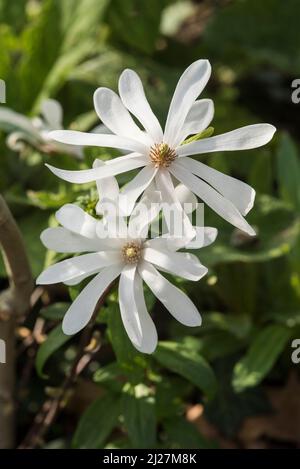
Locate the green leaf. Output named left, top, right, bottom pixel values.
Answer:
left=203, top=0, right=300, bottom=74
left=153, top=341, right=217, bottom=399
left=107, top=0, right=167, bottom=54
left=232, top=324, right=292, bottom=392
left=18, top=0, right=110, bottom=111
left=276, top=133, right=300, bottom=210
left=263, top=310, right=300, bottom=328
left=39, top=302, right=70, bottom=321
left=27, top=189, right=72, bottom=209
left=201, top=312, right=252, bottom=339
left=163, top=416, right=213, bottom=449
left=72, top=394, right=120, bottom=448
left=93, top=362, right=124, bottom=393
left=35, top=324, right=72, bottom=378
left=122, top=383, right=156, bottom=449
left=155, top=376, right=186, bottom=420
left=195, top=332, right=245, bottom=362
left=0, top=0, right=27, bottom=31
left=206, top=357, right=271, bottom=438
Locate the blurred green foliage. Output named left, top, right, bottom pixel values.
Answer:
left=0, top=0, right=300, bottom=449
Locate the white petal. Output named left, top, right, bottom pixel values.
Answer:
left=119, top=165, right=157, bottom=216
left=155, top=169, right=195, bottom=246
left=176, top=99, right=214, bottom=146
left=138, top=261, right=202, bottom=327
left=46, top=153, right=147, bottom=184
left=178, top=157, right=255, bottom=216
left=118, top=69, right=163, bottom=142
left=164, top=60, right=211, bottom=146
left=63, top=269, right=102, bottom=286
left=52, top=141, right=84, bottom=159
left=36, top=251, right=120, bottom=285
left=185, top=227, right=218, bottom=249
left=128, top=190, right=161, bottom=239
left=93, top=87, right=152, bottom=146
left=170, top=162, right=256, bottom=236
left=92, top=159, right=120, bottom=215
left=56, top=204, right=98, bottom=238
left=63, top=265, right=122, bottom=335
left=41, top=227, right=103, bottom=253
left=118, top=265, right=143, bottom=348
left=40, top=99, right=63, bottom=129
left=49, top=130, right=148, bottom=154
left=174, top=183, right=197, bottom=214
left=0, top=107, right=41, bottom=139
left=133, top=272, right=158, bottom=353
left=177, top=124, right=276, bottom=156
left=143, top=247, right=207, bottom=281
left=97, top=215, right=128, bottom=241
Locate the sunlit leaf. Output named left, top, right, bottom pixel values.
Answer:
left=154, top=341, right=217, bottom=399
left=232, top=324, right=292, bottom=392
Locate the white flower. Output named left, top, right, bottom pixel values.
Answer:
left=46, top=59, right=276, bottom=236
left=36, top=164, right=217, bottom=353
left=0, top=99, right=83, bottom=158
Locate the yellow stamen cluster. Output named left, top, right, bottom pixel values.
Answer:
left=122, top=241, right=142, bottom=264
left=149, top=143, right=176, bottom=168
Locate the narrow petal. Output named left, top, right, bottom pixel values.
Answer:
left=155, top=169, right=195, bottom=245
left=144, top=237, right=168, bottom=251
left=128, top=189, right=161, bottom=239
left=93, top=159, right=120, bottom=215
left=133, top=272, right=158, bottom=353
left=178, top=157, right=255, bottom=215
left=49, top=130, right=148, bottom=154
left=63, top=268, right=102, bottom=286
left=0, top=107, right=41, bottom=139
left=174, top=182, right=197, bottom=214
left=36, top=251, right=120, bottom=285
left=46, top=153, right=147, bottom=184
left=41, top=227, right=103, bottom=253
left=56, top=204, right=98, bottom=238
left=176, top=99, right=214, bottom=146
left=164, top=60, right=211, bottom=146
left=119, top=165, right=157, bottom=216
left=170, top=163, right=255, bottom=235
left=177, top=124, right=276, bottom=156
left=138, top=261, right=202, bottom=327
left=143, top=247, right=207, bottom=281
left=119, top=265, right=143, bottom=348
left=185, top=227, right=218, bottom=249
left=93, top=87, right=153, bottom=146
left=41, top=99, right=63, bottom=129
left=62, top=265, right=122, bottom=335
left=118, top=69, right=163, bottom=142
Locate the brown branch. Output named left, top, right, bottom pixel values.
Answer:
left=19, top=281, right=115, bottom=449
left=0, top=195, right=33, bottom=448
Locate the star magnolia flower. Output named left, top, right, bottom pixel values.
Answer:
left=36, top=163, right=217, bottom=353
left=46, top=59, right=276, bottom=236
left=0, top=99, right=83, bottom=158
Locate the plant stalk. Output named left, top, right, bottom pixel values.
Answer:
left=0, top=195, right=33, bottom=448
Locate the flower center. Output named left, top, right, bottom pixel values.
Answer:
left=149, top=143, right=176, bottom=168
left=122, top=241, right=142, bottom=264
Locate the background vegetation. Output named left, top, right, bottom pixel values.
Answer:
left=0, top=0, right=300, bottom=449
